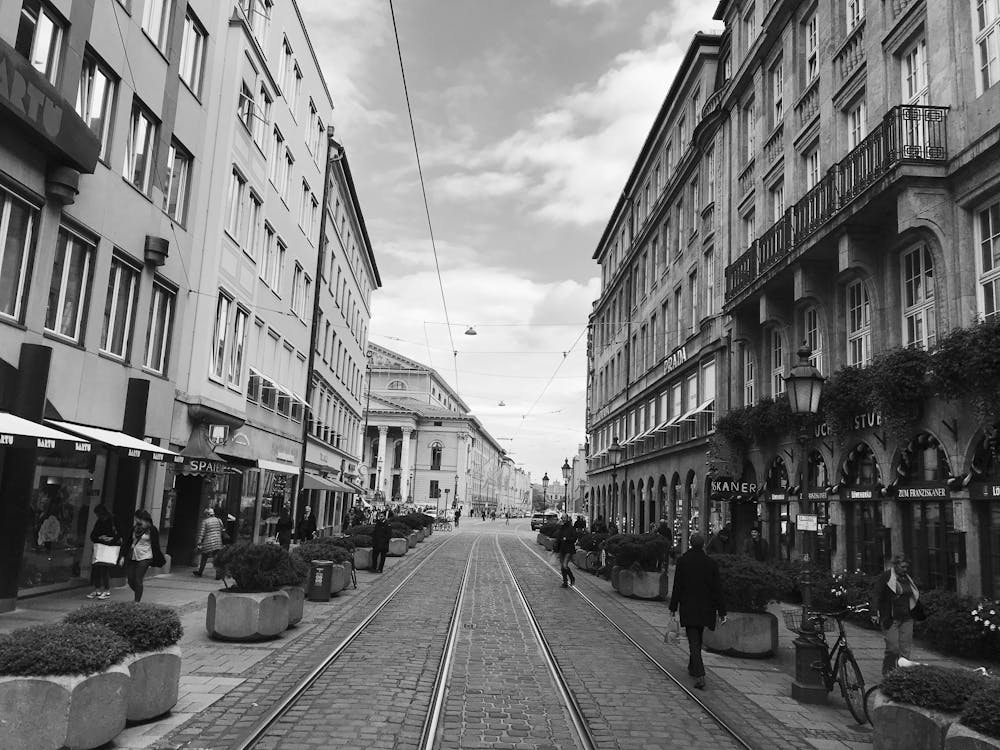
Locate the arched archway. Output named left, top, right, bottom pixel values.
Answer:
left=636, top=478, right=645, bottom=533
left=669, top=472, right=682, bottom=540
left=839, top=441, right=886, bottom=575
left=762, top=456, right=790, bottom=562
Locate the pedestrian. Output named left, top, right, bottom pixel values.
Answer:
left=706, top=522, right=735, bottom=555
left=118, top=509, right=165, bottom=603
left=655, top=517, right=675, bottom=561
left=874, top=554, right=923, bottom=675
left=88, top=505, right=121, bottom=599
left=193, top=508, right=226, bottom=578
left=668, top=533, right=726, bottom=690
left=505, top=512, right=510, bottom=525
left=454, top=508, right=461, bottom=528
left=592, top=515, right=608, bottom=534
left=297, top=505, right=318, bottom=542
left=607, top=520, right=619, bottom=535
left=371, top=515, right=391, bottom=573
left=275, top=504, right=293, bottom=550
left=553, top=515, right=578, bottom=588
left=573, top=515, right=587, bottom=532
left=741, top=528, right=769, bottom=562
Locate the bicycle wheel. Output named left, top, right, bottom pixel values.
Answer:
left=836, top=650, right=868, bottom=725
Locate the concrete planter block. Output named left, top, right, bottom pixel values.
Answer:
left=0, top=665, right=129, bottom=750
left=536, top=533, right=547, bottom=546
left=542, top=537, right=554, bottom=551
left=354, top=547, right=372, bottom=570
left=283, top=586, right=305, bottom=625
left=611, top=565, right=622, bottom=590
left=946, top=723, right=1000, bottom=749
left=330, top=564, right=349, bottom=593
left=416, top=528, right=425, bottom=542
left=206, top=589, right=290, bottom=641
left=614, top=568, right=669, bottom=600
left=573, top=550, right=588, bottom=570
left=122, top=646, right=181, bottom=723
left=407, top=532, right=418, bottom=549
left=870, top=689, right=958, bottom=750
left=703, top=611, right=779, bottom=658
left=388, top=538, right=408, bottom=556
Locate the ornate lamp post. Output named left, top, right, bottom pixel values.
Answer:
left=784, top=342, right=827, bottom=705
left=561, top=458, right=571, bottom=514
left=541, top=472, right=549, bottom=511
left=607, top=436, right=623, bottom=528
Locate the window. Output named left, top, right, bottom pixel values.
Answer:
left=179, top=10, right=206, bottom=95
left=228, top=307, right=249, bottom=387
left=211, top=293, right=232, bottom=380
left=225, top=169, right=246, bottom=239
left=281, top=39, right=294, bottom=91
left=743, top=98, right=755, bottom=163
left=292, top=65, right=303, bottom=115
left=805, top=14, right=819, bottom=82
left=676, top=198, right=685, bottom=252
left=0, top=189, right=37, bottom=323
left=902, top=244, right=936, bottom=348
left=143, top=281, right=174, bottom=374
left=246, top=192, right=262, bottom=260
left=690, top=176, right=699, bottom=225
left=429, top=480, right=440, bottom=499
left=101, top=256, right=139, bottom=359
left=310, top=195, right=319, bottom=240
left=261, top=223, right=276, bottom=285
left=770, top=59, right=783, bottom=125
left=691, top=88, right=701, bottom=124
left=706, top=146, right=716, bottom=204
left=269, top=128, right=284, bottom=184
left=45, top=227, right=94, bottom=342
left=975, top=0, right=1000, bottom=92
left=387, top=379, right=406, bottom=390
left=242, top=0, right=272, bottom=47
left=770, top=328, right=785, bottom=395
left=677, top=116, right=687, bottom=148
left=805, top=307, right=824, bottom=374
left=164, top=140, right=192, bottom=223
left=770, top=181, right=785, bottom=222
left=140, top=0, right=173, bottom=52
left=238, top=81, right=255, bottom=131
left=16, top=0, right=63, bottom=83
left=123, top=100, right=158, bottom=194
left=299, top=180, right=310, bottom=227
left=743, top=1, right=757, bottom=51
left=705, top=249, right=715, bottom=317
left=979, top=200, right=1000, bottom=319
left=281, top=149, right=293, bottom=200
left=430, top=443, right=442, bottom=470
left=76, top=51, right=116, bottom=160
left=743, top=343, right=756, bottom=405
left=743, top=210, right=756, bottom=247
left=254, top=86, right=272, bottom=149
left=847, top=0, right=865, bottom=30
left=291, top=263, right=304, bottom=316
left=847, top=279, right=872, bottom=366
left=903, top=38, right=929, bottom=104
left=805, top=147, right=820, bottom=189
left=847, top=100, right=867, bottom=149
left=674, top=287, right=683, bottom=344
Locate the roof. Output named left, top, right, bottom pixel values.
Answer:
left=369, top=343, right=470, bottom=412
left=371, top=393, right=465, bottom=420
left=334, top=139, right=382, bottom=289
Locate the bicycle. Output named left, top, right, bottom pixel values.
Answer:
left=783, top=607, right=868, bottom=724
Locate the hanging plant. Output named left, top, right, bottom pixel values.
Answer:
left=868, top=347, right=932, bottom=440
left=931, top=317, right=1000, bottom=427
left=714, top=407, right=752, bottom=454
left=819, top=366, right=873, bottom=438
left=746, top=395, right=797, bottom=446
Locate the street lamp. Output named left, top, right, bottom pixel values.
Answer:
left=541, top=472, right=549, bottom=510
left=608, top=436, right=623, bottom=530
left=784, top=342, right=826, bottom=706
left=561, top=458, right=571, bottom=514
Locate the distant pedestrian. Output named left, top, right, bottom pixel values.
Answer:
left=297, top=506, right=318, bottom=542
left=553, top=515, right=578, bottom=588
left=592, top=515, right=608, bottom=534
left=275, top=504, right=293, bottom=550
left=706, top=522, right=735, bottom=555
left=88, top=505, right=121, bottom=599
left=669, top=533, right=726, bottom=690
left=193, top=508, right=226, bottom=578
left=118, top=509, right=165, bottom=603
left=655, top=518, right=674, bottom=561
left=607, top=520, right=619, bottom=535
left=454, top=508, right=461, bottom=528
left=741, top=528, right=769, bottom=562
left=573, top=515, right=587, bottom=532
left=874, top=554, right=922, bottom=675
left=505, top=512, right=510, bottom=525
left=371, top=516, right=391, bottom=573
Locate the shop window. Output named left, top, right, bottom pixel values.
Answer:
left=100, top=255, right=140, bottom=359
left=0, top=189, right=37, bottom=324
left=901, top=244, right=936, bottom=348
left=16, top=0, right=64, bottom=84
left=143, top=281, right=174, bottom=374
left=123, top=100, right=158, bottom=195
left=163, top=140, right=192, bottom=224
left=76, top=50, right=116, bottom=161
left=45, top=227, right=94, bottom=343
left=141, top=0, right=173, bottom=52
left=179, top=9, right=207, bottom=95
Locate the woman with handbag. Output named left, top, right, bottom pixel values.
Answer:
left=88, top=505, right=121, bottom=600
left=874, top=554, right=923, bottom=675
left=118, top=509, right=165, bottom=602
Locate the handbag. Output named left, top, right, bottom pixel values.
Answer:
left=912, top=600, right=928, bottom=622
left=93, top=543, right=121, bottom=566
left=664, top=615, right=681, bottom=644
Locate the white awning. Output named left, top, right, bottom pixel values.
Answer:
left=0, top=413, right=92, bottom=452
left=655, top=413, right=683, bottom=432
left=47, top=420, right=179, bottom=461
left=302, top=472, right=341, bottom=491
left=677, top=399, right=715, bottom=422
left=257, top=458, right=299, bottom=475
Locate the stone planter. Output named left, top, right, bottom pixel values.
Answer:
left=869, top=689, right=958, bottom=750
left=613, top=568, right=669, bottom=600
left=388, top=538, right=408, bottom=556
left=0, top=664, right=129, bottom=750
left=354, top=547, right=372, bottom=571
left=329, top=564, right=349, bottom=593
left=416, top=528, right=425, bottom=542
left=122, top=645, right=181, bottom=723
left=610, top=565, right=622, bottom=590
left=536, top=533, right=547, bottom=546
left=407, top=532, right=418, bottom=549
left=206, top=589, right=290, bottom=641
left=702, top=611, right=779, bottom=658
left=542, top=537, right=554, bottom=551
left=283, top=585, right=305, bottom=625
left=573, top=550, right=589, bottom=570
left=946, top=723, right=1000, bottom=749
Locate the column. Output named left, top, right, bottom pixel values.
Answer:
left=399, top=428, right=412, bottom=503
left=375, top=426, right=389, bottom=498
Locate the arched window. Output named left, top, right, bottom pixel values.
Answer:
left=387, top=380, right=406, bottom=390
left=901, top=244, right=936, bottom=349
left=430, top=442, right=443, bottom=471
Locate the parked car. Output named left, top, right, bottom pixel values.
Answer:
left=530, top=512, right=558, bottom=531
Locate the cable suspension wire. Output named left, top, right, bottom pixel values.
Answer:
left=510, top=327, right=587, bottom=441
left=388, top=0, right=458, bottom=388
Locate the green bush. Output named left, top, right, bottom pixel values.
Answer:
left=713, top=554, right=793, bottom=613
left=347, top=523, right=407, bottom=539
left=292, top=538, right=354, bottom=566
left=391, top=514, right=424, bottom=530
left=960, top=680, right=1000, bottom=739
left=601, top=533, right=640, bottom=557
left=880, top=665, right=988, bottom=713
left=915, top=590, right=1000, bottom=662
left=577, top=532, right=609, bottom=552
left=539, top=522, right=559, bottom=538
left=611, top=533, right=670, bottom=572
left=0, top=623, right=130, bottom=676
left=214, top=543, right=308, bottom=592
left=64, top=602, right=182, bottom=653
left=350, top=533, right=373, bottom=548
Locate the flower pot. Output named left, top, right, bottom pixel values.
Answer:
left=614, top=568, right=669, bottom=600
left=330, top=564, right=349, bottom=593
left=946, top=722, right=1000, bottom=749
left=206, top=589, right=290, bottom=641
left=283, top=585, right=305, bottom=625
left=407, top=532, right=418, bottom=549
left=388, top=538, right=408, bottom=556
left=870, top=688, right=959, bottom=750
left=122, top=645, right=181, bottom=723
left=416, top=528, right=425, bottom=542
left=0, top=665, right=129, bottom=750
left=354, top=547, right=372, bottom=571
left=702, top=611, right=779, bottom=658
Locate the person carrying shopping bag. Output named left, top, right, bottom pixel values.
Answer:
left=118, top=509, right=165, bottom=602
left=88, top=505, right=121, bottom=599
left=193, top=508, right=226, bottom=578
left=874, top=554, right=925, bottom=675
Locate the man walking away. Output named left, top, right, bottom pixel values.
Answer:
left=193, top=508, right=226, bottom=578
left=553, top=515, right=578, bottom=588
left=371, top=515, right=391, bottom=573
left=669, top=533, right=726, bottom=689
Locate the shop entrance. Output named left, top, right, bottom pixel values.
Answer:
left=167, top=474, right=203, bottom=567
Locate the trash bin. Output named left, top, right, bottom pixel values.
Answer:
left=307, top=559, right=334, bottom=602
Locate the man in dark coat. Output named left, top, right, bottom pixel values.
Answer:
left=669, top=533, right=726, bottom=689
left=370, top=516, right=392, bottom=573
left=706, top=522, right=735, bottom=555
left=553, top=515, right=579, bottom=588
left=275, top=503, right=293, bottom=550
left=296, top=506, right=318, bottom=542
left=742, top=528, right=769, bottom=561
left=592, top=515, right=608, bottom=533
left=655, top=518, right=674, bottom=559
left=573, top=515, right=587, bottom=532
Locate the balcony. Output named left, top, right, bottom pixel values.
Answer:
left=724, top=104, right=948, bottom=306
left=834, top=23, right=865, bottom=85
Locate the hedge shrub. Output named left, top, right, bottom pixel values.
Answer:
left=915, top=590, right=1000, bottom=663
left=538, top=522, right=559, bottom=538
left=577, top=532, right=609, bottom=552
left=64, top=602, right=182, bottom=653
left=214, top=543, right=308, bottom=592
left=879, top=665, right=988, bottom=714
left=0, top=623, right=129, bottom=676
left=713, top=554, right=793, bottom=613
left=350, top=533, right=373, bottom=548
left=610, top=533, right=670, bottom=572
left=292, top=538, right=354, bottom=566
left=346, top=523, right=407, bottom=539
left=960, top=680, right=1000, bottom=739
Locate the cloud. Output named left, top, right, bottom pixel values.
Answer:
left=436, top=170, right=529, bottom=201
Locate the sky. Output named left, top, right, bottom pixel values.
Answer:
left=299, top=0, right=723, bottom=481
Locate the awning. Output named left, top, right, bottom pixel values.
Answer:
left=677, top=399, right=715, bottom=422
left=0, top=412, right=92, bottom=453
left=654, top=413, right=683, bottom=432
left=302, top=473, right=341, bottom=491
left=257, top=458, right=299, bottom=475
left=46, top=420, right=180, bottom=461
left=343, top=479, right=365, bottom=494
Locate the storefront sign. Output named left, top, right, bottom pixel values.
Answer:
left=710, top=479, right=758, bottom=495
left=797, top=514, right=818, bottom=531
left=840, top=487, right=875, bottom=500
left=185, top=458, right=240, bottom=475
left=663, top=345, right=688, bottom=375
left=970, top=483, right=1000, bottom=499
left=0, top=39, right=99, bottom=172
left=807, top=491, right=829, bottom=501
left=764, top=492, right=787, bottom=502
left=896, top=484, right=950, bottom=500
left=814, top=411, right=883, bottom=438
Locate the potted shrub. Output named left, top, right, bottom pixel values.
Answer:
left=702, top=555, right=790, bottom=658
left=870, top=665, right=988, bottom=750
left=574, top=532, right=608, bottom=572
left=64, top=603, right=182, bottom=723
left=607, top=534, right=670, bottom=600
left=208, top=543, right=308, bottom=641
left=949, top=680, right=1000, bottom=748
left=0, top=622, right=130, bottom=750
left=916, top=591, right=1000, bottom=663
left=293, top=539, right=354, bottom=595
left=538, top=522, right=559, bottom=550
left=350, top=533, right=373, bottom=571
